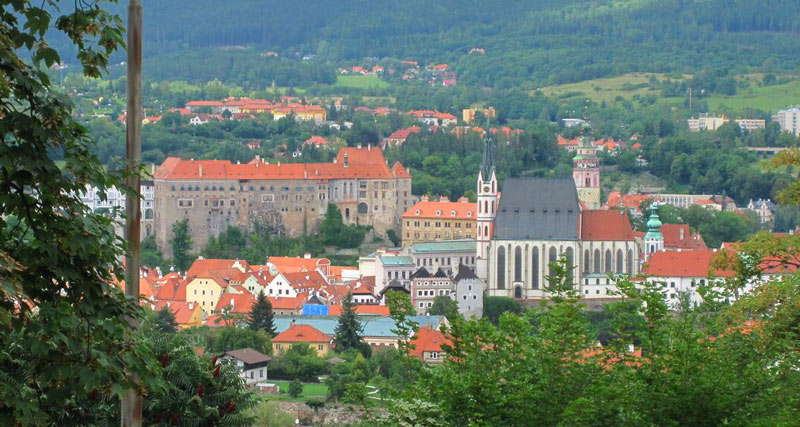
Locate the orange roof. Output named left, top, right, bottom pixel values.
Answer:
left=186, top=259, right=248, bottom=276
left=273, top=324, right=331, bottom=343
left=642, top=250, right=734, bottom=278
left=662, top=224, right=708, bottom=250
left=581, top=210, right=636, bottom=241
left=351, top=276, right=375, bottom=295
left=283, top=271, right=329, bottom=291
left=154, top=275, right=187, bottom=301
left=402, top=200, right=476, bottom=220
left=153, top=300, right=200, bottom=325
left=327, top=304, right=388, bottom=316
left=303, top=136, right=329, bottom=147
left=605, top=191, right=653, bottom=212
left=329, top=266, right=359, bottom=282
left=268, top=256, right=330, bottom=275
left=557, top=135, right=579, bottom=146
left=186, top=100, right=224, bottom=107
left=269, top=293, right=307, bottom=310
left=215, top=289, right=255, bottom=314
left=386, top=126, right=420, bottom=141
left=409, top=326, right=451, bottom=358
left=391, top=162, right=411, bottom=179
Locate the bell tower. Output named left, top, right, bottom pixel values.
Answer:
left=476, top=130, right=497, bottom=282
left=644, top=202, right=664, bottom=261
left=573, top=137, right=601, bottom=209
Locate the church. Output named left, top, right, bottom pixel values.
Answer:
left=475, top=134, right=639, bottom=304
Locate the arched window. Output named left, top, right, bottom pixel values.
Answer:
left=358, top=202, right=368, bottom=214
left=605, top=249, right=612, bottom=273
left=548, top=247, right=557, bottom=282
left=583, top=249, right=590, bottom=273
left=616, top=249, right=624, bottom=274
left=514, top=247, right=522, bottom=282
left=144, top=208, right=153, bottom=220
left=496, top=246, right=506, bottom=290
left=627, top=249, right=633, bottom=275
left=566, top=247, right=574, bottom=286
left=485, top=225, right=489, bottom=237
left=514, top=286, right=522, bottom=299
left=594, top=249, right=601, bottom=272
left=531, top=247, right=539, bottom=289
left=483, top=200, right=488, bottom=214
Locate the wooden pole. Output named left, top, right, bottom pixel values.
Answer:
left=122, top=0, right=142, bottom=425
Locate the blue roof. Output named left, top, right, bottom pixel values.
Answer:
left=379, top=255, right=414, bottom=266
left=412, top=239, right=476, bottom=254
left=273, top=315, right=445, bottom=337
left=301, top=304, right=329, bottom=316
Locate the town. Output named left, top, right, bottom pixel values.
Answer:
left=5, top=1, right=800, bottom=425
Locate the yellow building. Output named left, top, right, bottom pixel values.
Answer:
left=186, top=275, right=227, bottom=315
left=272, top=324, right=332, bottom=356
left=462, top=107, right=496, bottom=124
left=401, top=196, right=477, bottom=246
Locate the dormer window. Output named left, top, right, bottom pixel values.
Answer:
left=467, top=211, right=472, bottom=217
left=451, top=210, right=456, bottom=216
left=436, top=210, right=441, bottom=216
left=415, top=209, right=421, bottom=215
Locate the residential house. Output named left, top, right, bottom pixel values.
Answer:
left=219, top=348, right=271, bottom=386
left=462, top=107, right=496, bottom=124
left=272, top=324, right=332, bottom=356
left=641, top=249, right=736, bottom=308
left=269, top=293, right=307, bottom=316
left=151, top=300, right=202, bottom=329
left=382, top=126, right=421, bottom=149
left=409, top=326, right=451, bottom=365
left=453, top=265, right=483, bottom=318
left=401, top=196, right=477, bottom=246
left=747, top=199, right=776, bottom=225
left=411, top=267, right=454, bottom=314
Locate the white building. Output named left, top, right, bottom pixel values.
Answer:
left=80, top=180, right=155, bottom=239
left=687, top=114, right=728, bottom=132
left=747, top=199, right=776, bottom=225
left=735, top=119, right=766, bottom=131
left=773, top=107, right=800, bottom=137
left=219, top=348, right=271, bottom=386
left=453, top=265, right=483, bottom=318
left=411, top=239, right=477, bottom=276
left=410, top=267, right=454, bottom=314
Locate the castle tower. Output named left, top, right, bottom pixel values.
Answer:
left=573, top=137, right=601, bottom=209
left=644, top=202, right=664, bottom=261
left=476, top=130, right=497, bottom=282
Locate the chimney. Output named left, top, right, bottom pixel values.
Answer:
left=458, top=197, right=468, bottom=203
left=189, top=302, right=194, bottom=310
left=198, top=164, right=203, bottom=177
left=439, top=195, right=449, bottom=202
left=357, top=143, right=362, bottom=149
left=368, top=144, right=371, bottom=151
left=255, top=154, right=260, bottom=162
left=679, top=228, right=685, bottom=240
left=304, top=253, right=311, bottom=259
left=343, top=153, right=349, bottom=168
left=230, top=298, right=234, bottom=308
left=166, top=301, right=171, bottom=308
left=421, top=195, right=429, bottom=202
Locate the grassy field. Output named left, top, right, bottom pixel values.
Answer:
left=539, top=73, right=688, bottom=103
left=259, top=380, right=328, bottom=402
left=706, top=79, right=800, bottom=112
left=334, top=75, right=390, bottom=89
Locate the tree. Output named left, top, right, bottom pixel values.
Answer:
left=386, top=229, right=402, bottom=247
left=429, top=295, right=459, bottom=320
left=248, top=290, right=277, bottom=336
left=155, top=306, right=179, bottom=334
left=333, top=291, right=366, bottom=354
left=141, top=235, right=165, bottom=268
left=288, top=379, right=303, bottom=398
left=0, top=0, right=161, bottom=423
left=171, top=219, right=194, bottom=272
left=483, top=296, right=522, bottom=324
left=387, top=291, right=419, bottom=358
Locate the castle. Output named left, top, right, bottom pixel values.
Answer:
left=153, top=147, right=415, bottom=253
left=475, top=133, right=639, bottom=304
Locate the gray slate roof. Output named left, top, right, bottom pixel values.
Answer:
left=494, top=178, right=580, bottom=240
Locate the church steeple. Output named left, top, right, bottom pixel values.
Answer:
left=480, top=127, right=494, bottom=182
left=644, top=201, right=664, bottom=260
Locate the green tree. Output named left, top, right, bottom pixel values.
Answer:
left=483, top=296, right=522, bottom=324
left=428, top=295, right=459, bottom=320
left=171, top=218, right=194, bottom=272
left=333, top=291, right=365, bottom=354
left=154, top=306, right=179, bottom=334
left=288, top=379, right=303, bottom=398
left=141, top=235, right=165, bottom=268
left=211, top=326, right=272, bottom=355
left=0, top=0, right=161, bottom=423
left=248, top=290, right=277, bottom=337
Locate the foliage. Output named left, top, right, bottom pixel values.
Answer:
left=170, top=219, right=194, bottom=272
left=325, top=353, right=372, bottom=401
left=181, top=326, right=272, bottom=356
left=248, top=290, right=277, bottom=337
left=0, top=0, right=162, bottom=423
left=386, top=229, right=401, bottom=247
left=269, top=344, right=328, bottom=382
left=333, top=291, right=367, bottom=355
left=318, top=204, right=369, bottom=248
left=482, top=296, right=522, bottom=325
left=428, top=295, right=459, bottom=321
left=246, top=401, right=296, bottom=427
left=386, top=291, right=419, bottom=358
left=154, top=306, right=179, bottom=334
left=141, top=235, right=166, bottom=269
left=288, top=379, right=303, bottom=398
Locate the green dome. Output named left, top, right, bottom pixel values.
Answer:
left=645, top=202, right=663, bottom=239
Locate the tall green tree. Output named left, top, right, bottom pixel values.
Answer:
left=0, top=0, right=161, bottom=423
left=248, top=290, right=277, bottom=337
left=171, top=218, right=194, bottom=272
left=429, top=295, right=459, bottom=320
left=154, top=306, right=179, bottom=334
left=333, top=291, right=365, bottom=352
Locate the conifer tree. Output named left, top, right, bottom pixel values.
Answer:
left=155, top=306, right=179, bottom=333
left=248, top=290, right=277, bottom=337
left=333, top=291, right=364, bottom=352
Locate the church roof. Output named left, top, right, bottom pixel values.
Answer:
left=581, top=210, right=636, bottom=241
left=493, top=178, right=580, bottom=240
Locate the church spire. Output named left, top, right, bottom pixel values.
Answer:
left=480, top=124, right=494, bottom=181
left=645, top=202, right=663, bottom=240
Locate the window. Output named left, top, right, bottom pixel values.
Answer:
left=318, top=344, right=324, bottom=351
left=259, top=369, right=264, bottom=378
left=531, top=247, right=539, bottom=289
left=496, top=246, right=506, bottom=290
left=548, top=247, right=557, bottom=279
left=605, top=249, right=612, bottom=273
left=616, top=249, right=624, bottom=274
left=514, top=246, right=522, bottom=282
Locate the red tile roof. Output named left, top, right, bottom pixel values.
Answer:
left=557, top=135, right=579, bottom=147
left=303, top=136, right=329, bottom=147
left=154, top=275, right=187, bottom=301
left=402, top=199, right=476, bottom=220
left=351, top=276, right=375, bottom=295
left=273, top=324, right=331, bottom=343
left=386, top=126, right=421, bottom=141
left=662, top=224, right=708, bottom=250
left=283, top=271, right=329, bottom=292
left=391, top=162, right=411, bottom=179
left=409, top=326, right=451, bottom=358
left=642, top=250, right=733, bottom=278
left=605, top=191, right=653, bottom=212
left=215, top=289, right=256, bottom=314
left=187, top=259, right=248, bottom=277
left=581, top=210, right=636, bottom=241
left=269, top=293, right=307, bottom=310
left=153, top=300, right=200, bottom=326
left=268, top=256, right=330, bottom=275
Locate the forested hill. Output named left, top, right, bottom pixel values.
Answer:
left=67, top=0, right=800, bottom=87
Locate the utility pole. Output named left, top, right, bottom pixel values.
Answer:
left=122, top=0, right=143, bottom=425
